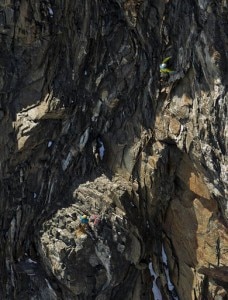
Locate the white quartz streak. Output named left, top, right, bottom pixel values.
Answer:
left=148, top=262, right=163, bottom=300
left=162, top=245, right=179, bottom=300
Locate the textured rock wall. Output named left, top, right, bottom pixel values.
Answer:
left=0, top=0, right=227, bottom=299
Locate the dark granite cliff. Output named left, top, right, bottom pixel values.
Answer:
left=0, top=0, right=227, bottom=299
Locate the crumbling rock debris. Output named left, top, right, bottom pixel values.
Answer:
left=0, top=0, right=227, bottom=299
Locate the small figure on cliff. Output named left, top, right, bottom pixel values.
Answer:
left=78, top=215, right=97, bottom=240
left=160, top=56, right=175, bottom=74
left=90, top=214, right=101, bottom=227
left=80, top=215, right=89, bottom=224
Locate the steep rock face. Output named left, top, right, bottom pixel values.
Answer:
left=0, top=0, right=227, bottom=299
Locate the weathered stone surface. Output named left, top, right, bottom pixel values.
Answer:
left=0, top=0, right=227, bottom=299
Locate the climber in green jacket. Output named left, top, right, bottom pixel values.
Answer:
left=160, top=56, right=175, bottom=74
